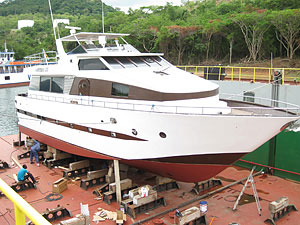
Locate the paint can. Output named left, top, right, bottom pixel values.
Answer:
left=200, top=201, right=207, bottom=213
left=120, top=205, right=125, bottom=213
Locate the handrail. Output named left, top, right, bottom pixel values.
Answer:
left=0, top=178, right=51, bottom=225
left=24, top=93, right=300, bottom=116
left=177, top=65, right=300, bottom=85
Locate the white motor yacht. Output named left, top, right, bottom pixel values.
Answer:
left=15, top=28, right=299, bottom=182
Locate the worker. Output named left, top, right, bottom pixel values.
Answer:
left=30, top=139, right=40, bottom=166
left=17, top=164, right=37, bottom=184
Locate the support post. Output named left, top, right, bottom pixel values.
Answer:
left=18, top=132, right=21, bottom=147
left=114, top=160, right=122, bottom=204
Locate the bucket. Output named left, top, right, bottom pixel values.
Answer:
left=200, top=201, right=207, bottom=213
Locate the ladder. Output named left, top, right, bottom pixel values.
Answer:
left=233, top=166, right=262, bottom=216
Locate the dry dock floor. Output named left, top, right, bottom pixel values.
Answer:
left=0, top=134, right=299, bottom=225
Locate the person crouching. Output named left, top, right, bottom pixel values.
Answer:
left=17, top=164, right=37, bottom=184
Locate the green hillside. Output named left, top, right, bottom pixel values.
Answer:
left=0, top=0, right=116, bottom=16
left=0, top=0, right=299, bottom=66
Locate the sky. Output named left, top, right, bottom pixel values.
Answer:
left=104, top=0, right=183, bottom=12
left=0, top=0, right=183, bottom=12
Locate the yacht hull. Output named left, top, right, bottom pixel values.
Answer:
left=19, top=125, right=234, bottom=182
left=0, top=72, right=30, bottom=88
left=15, top=95, right=298, bottom=182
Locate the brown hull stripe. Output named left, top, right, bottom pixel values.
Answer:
left=0, top=82, right=29, bottom=89
left=146, top=152, right=247, bottom=165
left=17, top=109, right=147, bottom=141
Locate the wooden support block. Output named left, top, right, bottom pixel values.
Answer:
left=174, top=207, right=201, bottom=225
left=53, top=178, right=68, bottom=194
left=87, top=169, right=108, bottom=180
left=119, top=163, right=129, bottom=173
left=116, top=210, right=126, bottom=224
left=47, top=146, right=57, bottom=154
left=133, top=190, right=158, bottom=206
left=121, top=198, right=133, bottom=212
left=155, top=176, right=175, bottom=185
left=54, top=151, right=72, bottom=160
left=43, top=151, right=53, bottom=159
left=12, top=156, right=22, bottom=168
left=129, top=187, right=139, bottom=199
left=109, top=178, right=132, bottom=193
left=60, top=215, right=90, bottom=225
left=69, top=160, right=90, bottom=170
left=105, top=171, right=127, bottom=184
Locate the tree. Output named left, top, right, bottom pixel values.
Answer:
left=166, top=25, right=200, bottom=65
left=234, top=11, right=270, bottom=61
left=270, top=9, right=300, bottom=59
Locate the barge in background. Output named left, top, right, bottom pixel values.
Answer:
left=0, top=42, right=56, bottom=88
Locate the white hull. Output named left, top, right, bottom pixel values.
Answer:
left=16, top=93, right=297, bottom=160
left=0, top=72, right=30, bottom=88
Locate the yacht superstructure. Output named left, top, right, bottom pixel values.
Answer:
left=15, top=30, right=300, bottom=182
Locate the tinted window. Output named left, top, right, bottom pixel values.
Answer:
left=117, top=57, right=136, bottom=68
left=40, top=77, right=51, bottom=92
left=52, top=77, right=64, bottom=93
left=142, top=57, right=160, bottom=67
left=104, top=57, right=124, bottom=69
left=78, top=58, right=108, bottom=70
left=130, top=57, right=149, bottom=67
left=112, top=83, right=129, bottom=97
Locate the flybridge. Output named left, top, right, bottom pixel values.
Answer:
left=56, top=28, right=139, bottom=55
left=60, top=32, right=130, bottom=42
left=57, top=30, right=163, bottom=57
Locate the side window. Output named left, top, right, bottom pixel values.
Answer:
left=111, top=83, right=129, bottom=97
left=40, top=77, right=51, bottom=92
left=51, top=77, right=64, bottom=93
left=78, top=58, right=109, bottom=70
left=38, top=76, right=64, bottom=93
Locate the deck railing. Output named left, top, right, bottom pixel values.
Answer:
left=25, top=93, right=300, bottom=116
left=0, top=178, right=51, bottom=225
left=177, top=65, right=300, bottom=85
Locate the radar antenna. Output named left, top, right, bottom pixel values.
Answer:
left=65, top=26, right=82, bottom=35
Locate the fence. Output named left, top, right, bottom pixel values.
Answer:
left=177, top=65, right=300, bottom=85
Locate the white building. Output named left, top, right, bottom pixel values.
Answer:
left=18, top=20, right=34, bottom=30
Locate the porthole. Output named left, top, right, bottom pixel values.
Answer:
left=111, top=132, right=117, bottom=137
left=88, top=127, right=93, bottom=133
left=132, top=129, right=138, bottom=136
left=159, top=132, right=167, bottom=138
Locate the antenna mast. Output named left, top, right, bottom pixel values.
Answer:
left=102, top=0, right=105, bottom=33
left=48, top=0, right=57, bottom=41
